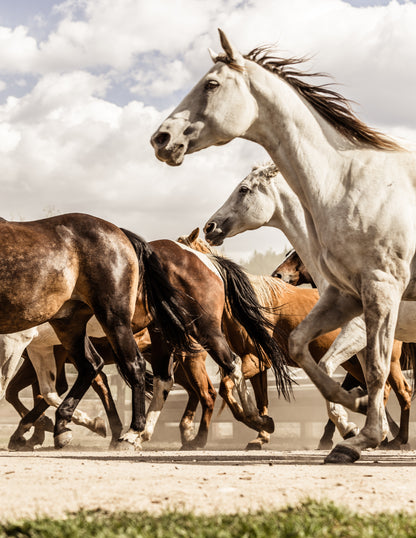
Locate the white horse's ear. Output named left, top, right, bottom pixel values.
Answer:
left=218, top=28, right=245, bottom=67
left=208, top=48, right=219, bottom=63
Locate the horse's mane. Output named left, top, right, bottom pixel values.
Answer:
left=237, top=46, right=403, bottom=152
left=248, top=273, right=294, bottom=306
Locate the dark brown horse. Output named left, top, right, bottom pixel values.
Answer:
left=0, top=214, right=195, bottom=448
left=3, top=235, right=291, bottom=449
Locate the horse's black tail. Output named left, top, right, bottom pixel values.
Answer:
left=211, top=255, right=293, bottom=401
left=400, top=342, right=416, bottom=398
left=121, top=228, right=196, bottom=354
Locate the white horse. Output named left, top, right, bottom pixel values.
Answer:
left=151, top=29, right=416, bottom=463
left=203, top=162, right=414, bottom=444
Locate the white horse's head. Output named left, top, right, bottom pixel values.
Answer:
left=151, top=29, right=258, bottom=166
left=204, top=162, right=280, bottom=245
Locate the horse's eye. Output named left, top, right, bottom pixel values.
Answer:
left=239, top=185, right=249, bottom=194
left=204, top=79, right=220, bottom=91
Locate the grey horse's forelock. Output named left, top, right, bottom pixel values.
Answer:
left=250, top=161, right=279, bottom=179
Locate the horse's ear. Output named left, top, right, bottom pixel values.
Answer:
left=189, top=227, right=200, bottom=241
left=208, top=48, right=219, bottom=63
left=218, top=28, right=245, bottom=68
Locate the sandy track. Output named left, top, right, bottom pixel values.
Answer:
left=1, top=449, right=416, bottom=521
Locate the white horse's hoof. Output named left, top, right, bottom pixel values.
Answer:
left=325, top=444, right=361, bottom=464
left=118, top=429, right=140, bottom=446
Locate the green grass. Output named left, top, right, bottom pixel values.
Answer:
left=2, top=501, right=416, bottom=538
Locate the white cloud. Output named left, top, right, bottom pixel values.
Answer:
left=1, top=0, right=416, bottom=260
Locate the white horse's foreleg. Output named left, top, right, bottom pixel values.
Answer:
left=326, top=281, right=402, bottom=463
left=289, top=286, right=364, bottom=411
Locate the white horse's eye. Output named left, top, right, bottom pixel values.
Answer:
left=239, top=185, right=250, bottom=194
left=204, top=79, right=220, bottom=91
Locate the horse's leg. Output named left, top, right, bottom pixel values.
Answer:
left=383, top=341, right=412, bottom=449
left=49, top=307, right=106, bottom=448
left=90, top=370, right=123, bottom=449
left=317, top=372, right=361, bottom=450
left=245, top=369, right=271, bottom=450
left=5, top=359, right=45, bottom=450
left=139, top=327, right=174, bottom=446
left=176, top=352, right=217, bottom=450
left=289, top=286, right=365, bottom=413
left=218, top=366, right=273, bottom=435
left=206, top=334, right=274, bottom=434
left=174, top=362, right=200, bottom=445
left=19, top=342, right=106, bottom=441
left=324, top=280, right=402, bottom=463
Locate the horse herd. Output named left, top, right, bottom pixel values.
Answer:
left=1, top=29, right=416, bottom=464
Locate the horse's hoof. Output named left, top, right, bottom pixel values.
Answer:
left=93, top=417, right=107, bottom=438
left=262, top=415, right=275, bottom=434
left=8, top=438, right=32, bottom=452
left=324, top=444, right=361, bottom=464
left=245, top=441, right=263, bottom=451
left=54, top=429, right=72, bottom=449
left=317, top=440, right=333, bottom=451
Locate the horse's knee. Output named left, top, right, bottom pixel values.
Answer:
left=288, top=330, right=305, bottom=365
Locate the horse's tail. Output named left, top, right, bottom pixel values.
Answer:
left=121, top=228, right=196, bottom=354
left=400, top=342, right=416, bottom=398
left=211, top=255, right=293, bottom=401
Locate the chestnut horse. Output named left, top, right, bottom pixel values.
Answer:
left=0, top=214, right=196, bottom=449
left=180, top=229, right=412, bottom=450
left=1, top=237, right=291, bottom=450
left=273, top=250, right=317, bottom=289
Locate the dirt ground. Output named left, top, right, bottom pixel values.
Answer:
left=1, top=447, right=416, bottom=522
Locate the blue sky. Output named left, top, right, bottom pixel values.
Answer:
left=0, top=0, right=415, bottom=261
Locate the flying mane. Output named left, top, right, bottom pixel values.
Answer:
left=218, top=47, right=403, bottom=151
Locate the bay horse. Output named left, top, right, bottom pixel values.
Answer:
left=180, top=229, right=413, bottom=450
left=0, top=214, right=196, bottom=449
left=151, top=29, right=416, bottom=462
left=0, top=237, right=291, bottom=449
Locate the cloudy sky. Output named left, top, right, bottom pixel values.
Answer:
left=0, top=0, right=415, bottom=261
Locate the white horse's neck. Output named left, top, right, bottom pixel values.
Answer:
left=244, top=62, right=352, bottom=215
left=265, top=177, right=328, bottom=290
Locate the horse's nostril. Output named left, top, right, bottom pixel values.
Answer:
left=153, top=132, right=171, bottom=148
left=204, top=222, right=216, bottom=235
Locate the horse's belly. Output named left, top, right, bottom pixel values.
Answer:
left=396, top=302, right=416, bottom=342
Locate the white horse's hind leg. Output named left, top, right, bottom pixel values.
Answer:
left=289, top=286, right=365, bottom=411
left=326, top=280, right=402, bottom=463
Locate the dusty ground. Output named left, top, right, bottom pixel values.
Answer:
left=1, top=447, right=416, bottom=521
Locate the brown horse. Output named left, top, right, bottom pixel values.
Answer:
left=5, top=330, right=214, bottom=451
left=273, top=249, right=317, bottom=288
left=3, top=235, right=290, bottom=450
left=0, top=214, right=197, bottom=449
left=180, top=229, right=414, bottom=450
